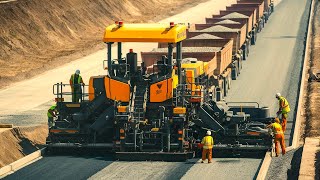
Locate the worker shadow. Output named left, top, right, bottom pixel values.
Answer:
left=184, top=159, right=200, bottom=164
left=286, top=146, right=303, bottom=179
left=214, top=159, right=241, bottom=163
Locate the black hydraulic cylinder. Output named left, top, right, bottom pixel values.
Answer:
left=176, top=41, right=182, bottom=84
left=168, top=43, right=173, bottom=74
left=118, top=42, right=122, bottom=61
left=107, top=42, right=113, bottom=76
left=126, top=51, right=138, bottom=74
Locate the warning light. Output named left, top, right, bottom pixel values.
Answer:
left=129, top=49, right=133, bottom=53
left=170, top=22, right=175, bottom=27
left=119, top=21, right=124, bottom=27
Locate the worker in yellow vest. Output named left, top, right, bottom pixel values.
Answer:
left=70, top=69, right=84, bottom=102
left=201, top=130, right=214, bottom=163
left=267, top=118, right=286, bottom=156
left=47, top=105, right=58, bottom=128
left=275, top=93, right=290, bottom=132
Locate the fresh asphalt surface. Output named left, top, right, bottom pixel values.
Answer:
left=4, top=0, right=310, bottom=179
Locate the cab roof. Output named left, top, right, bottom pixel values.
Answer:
left=103, top=23, right=187, bottom=43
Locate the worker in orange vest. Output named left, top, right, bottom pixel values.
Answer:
left=267, top=118, right=286, bottom=157
left=275, top=93, right=290, bottom=132
left=201, top=130, right=214, bottom=163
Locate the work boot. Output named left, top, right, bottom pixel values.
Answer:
left=276, top=154, right=279, bottom=157
left=208, top=161, right=212, bottom=164
left=201, top=161, right=204, bottom=163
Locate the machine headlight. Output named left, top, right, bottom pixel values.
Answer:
left=226, top=117, right=231, bottom=122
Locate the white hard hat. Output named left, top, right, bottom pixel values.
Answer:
left=75, top=69, right=80, bottom=75
left=275, top=93, right=281, bottom=98
left=206, top=130, right=211, bottom=136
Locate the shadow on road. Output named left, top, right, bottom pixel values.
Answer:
left=316, top=149, right=320, bottom=180
left=287, top=146, right=303, bottom=180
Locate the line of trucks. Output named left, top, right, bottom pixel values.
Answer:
left=47, top=0, right=276, bottom=161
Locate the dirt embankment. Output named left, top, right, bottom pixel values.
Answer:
left=304, top=0, right=320, bottom=138
left=0, top=0, right=206, bottom=88
left=301, top=0, right=320, bottom=178
left=0, top=125, right=47, bottom=168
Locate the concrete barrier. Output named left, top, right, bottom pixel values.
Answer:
left=256, top=152, right=272, bottom=180
left=298, top=137, right=320, bottom=180
left=0, top=124, right=13, bottom=128
left=0, top=165, right=11, bottom=177
left=0, top=148, right=46, bottom=178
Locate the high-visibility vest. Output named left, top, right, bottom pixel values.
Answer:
left=70, top=74, right=82, bottom=85
left=279, top=96, right=290, bottom=113
left=47, top=105, right=57, bottom=118
left=271, top=122, right=283, bottom=135
left=201, top=135, right=214, bottom=149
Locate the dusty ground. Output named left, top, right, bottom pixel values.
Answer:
left=0, top=0, right=207, bottom=88
left=0, top=125, right=47, bottom=168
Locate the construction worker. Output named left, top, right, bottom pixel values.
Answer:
left=70, top=69, right=84, bottom=102
left=267, top=118, right=286, bottom=157
left=47, top=105, right=58, bottom=128
left=201, top=130, right=214, bottom=163
left=275, top=93, right=290, bottom=132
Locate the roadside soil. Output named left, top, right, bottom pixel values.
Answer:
left=304, top=0, right=320, bottom=138
left=301, top=0, right=320, bottom=178
left=0, top=125, right=47, bottom=168
left=0, top=0, right=207, bottom=88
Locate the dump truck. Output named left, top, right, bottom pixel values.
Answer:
left=223, top=7, right=259, bottom=44
left=237, top=0, right=274, bottom=23
left=46, top=22, right=273, bottom=161
left=228, top=3, right=265, bottom=33
left=147, top=35, right=234, bottom=98
left=205, top=14, right=253, bottom=61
